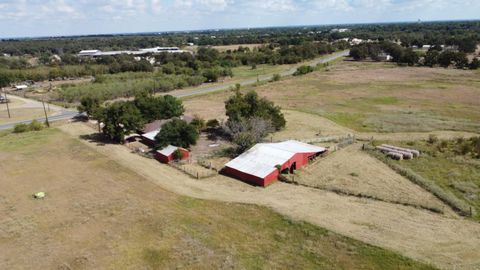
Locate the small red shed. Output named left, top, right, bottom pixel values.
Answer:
left=224, top=140, right=326, bottom=186
left=154, top=145, right=190, bottom=163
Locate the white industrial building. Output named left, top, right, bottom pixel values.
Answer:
left=78, top=47, right=186, bottom=57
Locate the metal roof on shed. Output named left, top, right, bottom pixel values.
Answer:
left=157, top=145, right=178, bottom=156
left=224, top=140, right=326, bottom=179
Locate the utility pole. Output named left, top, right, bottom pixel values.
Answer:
left=3, top=89, right=10, bottom=118
left=42, top=97, right=50, bottom=127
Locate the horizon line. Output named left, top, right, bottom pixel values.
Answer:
left=1, top=18, right=479, bottom=40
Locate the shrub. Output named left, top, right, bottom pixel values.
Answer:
left=13, top=123, right=29, bottom=133
left=172, top=149, right=184, bottom=161
left=28, top=120, right=44, bottom=131
left=293, top=65, right=314, bottom=76
left=427, top=134, right=438, bottom=144
left=271, top=73, right=281, bottom=81
left=206, top=119, right=220, bottom=128
left=190, top=116, right=206, bottom=132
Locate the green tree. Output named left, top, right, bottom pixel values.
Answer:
left=133, top=93, right=184, bottom=122
left=225, top=90, right=285, bottom=131
left=154, top=118, right=199, bottom=149
left=78, top=96, right=102, bottom=118
left=99, top=102, right=145, bottom=143
left=349, top=46, right=368, bottom=60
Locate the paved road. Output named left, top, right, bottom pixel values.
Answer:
left=0, top=51, right=348, bottom=131
left=174, top=50, right=349, bottom=98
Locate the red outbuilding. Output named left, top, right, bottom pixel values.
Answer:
left=154, top=145, right=190, bottom=163
left=223, top=140, right=326, bottom=187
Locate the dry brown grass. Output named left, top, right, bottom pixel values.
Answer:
left=58, top=123, right=480, bottom=269
left=1, top=128, right=436, bottom=269
left=183, top=60, right=480, bottom=133
left=294, top=144, right=452, bottom=213
left=211, top=44, right=264, bottom=52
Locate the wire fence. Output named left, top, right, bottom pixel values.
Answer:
left=168, top=161, right=218, bottom=179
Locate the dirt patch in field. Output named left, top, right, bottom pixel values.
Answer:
left=295, top=144, right=452, bottom=213
left=59, top=123, right=480, bottom=270
left=211, top=44, right=264, bottom=52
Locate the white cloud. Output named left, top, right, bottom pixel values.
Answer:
left=257, top=0, right=297, bottom=12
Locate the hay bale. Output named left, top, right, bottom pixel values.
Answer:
left=381, top=144, right=420, bottom=157
left=387, top=152, right=403, bottom=160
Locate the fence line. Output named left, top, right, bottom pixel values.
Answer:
left=168, top=162, right=218, bottom=180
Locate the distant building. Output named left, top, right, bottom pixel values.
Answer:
left=377, top=53, right=393, bottom=61
left=77, top=47, right=185, bottom=57
left=15, top=85, right=28, bottom=91
left=331, top=28, right=350, bottom=33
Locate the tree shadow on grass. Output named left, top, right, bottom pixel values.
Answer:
left=79, top=133, right=114, bottom=146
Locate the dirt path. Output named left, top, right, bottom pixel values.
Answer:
left=59, top=123, right=480, bottom=270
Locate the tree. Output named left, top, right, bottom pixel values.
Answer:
left=225, top=90, right=286, bottom=131
left=349, top=46, right=368, bottom=60
left=133, top=93, right=184, bottom=122
left=424, top=50, right=439, bottom=67
left=399, top=49, right=419, bottom=66
left=224, top=117, right=274, bottom=153
left=78, top=96, right=102, bottom=118
left=99, top=102, right=145, bottom=143
left=154, top=118, right=199, bottom=149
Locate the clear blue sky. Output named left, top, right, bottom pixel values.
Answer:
left=0, top=0, right=479, bottom=38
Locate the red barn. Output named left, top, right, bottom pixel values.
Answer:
left=154, top=145, right=190, bottom=163
left=224, top=140, right=326, bottom=187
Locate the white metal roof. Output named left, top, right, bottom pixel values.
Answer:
left=225, top=140, right=326, bottom=178
left=15, top=85, right=28, bottom=89
left=157, top=145, right=178, bottom=156
left=142, top=129, right=160, bottom=141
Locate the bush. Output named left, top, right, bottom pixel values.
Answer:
left=293, top=65, right=314, bottom=76
left=427, top=134, right=438, bottom=144
left=190, top=116, right=206, bottom=132
left=13, top=123, right=29, bottom=133
left=271, top=73, right=281, bottom=81
left=206, top=119, right=220, bottom=128
left=28, top=120, right=44, bottom=131
left=172, top=149, right=184, bottom=161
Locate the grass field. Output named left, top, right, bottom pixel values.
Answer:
left=293, top=144, right=450, bottom=214
left=0, top=128, right=434, bottom=269
left=382, top=139, right=480, bottom=221
left=184, top=60, right=480, bottom=133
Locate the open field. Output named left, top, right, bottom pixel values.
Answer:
left=58, top=122, right=480, bottom=269
left=184, top=60, right=480, bottom=133
left=380, top=139, right=480, bottom=221
left=0, top=128, right=435, bottom=269
left=294, top=144, right=452, bottom=213
left=0, top=95, right=59, bottom=125
left=211, top=44, right=264, bottom=52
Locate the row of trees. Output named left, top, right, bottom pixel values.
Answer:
left=78, top=93, right=186, bottom=143
left=349, top=42, right=479, bottom=69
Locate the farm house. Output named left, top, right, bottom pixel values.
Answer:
left=139, top=116, right=193, bottom=146
left=224, top=140, right=327, bottom=187
left=154, top=145, right=190, bottom=163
